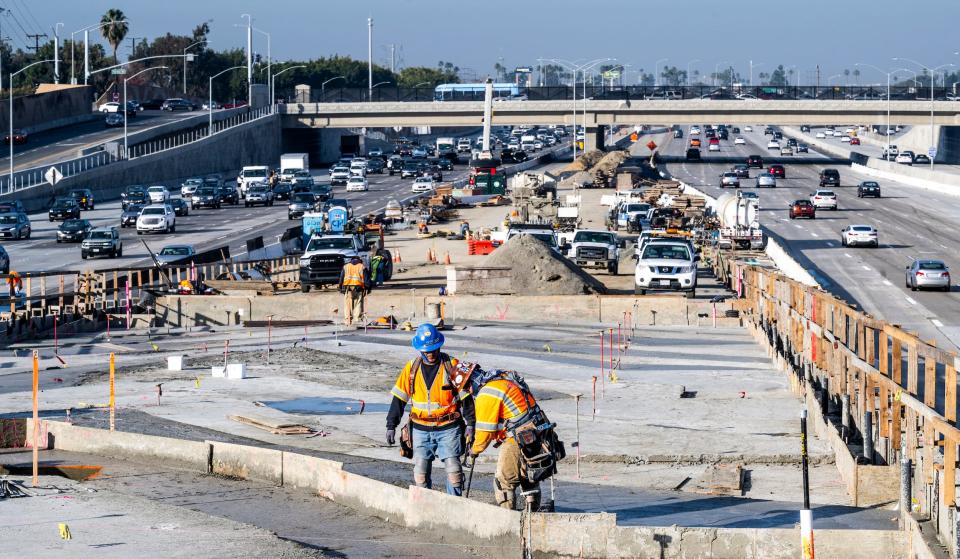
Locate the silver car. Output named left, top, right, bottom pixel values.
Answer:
left=755, top=173, right=777, bottom=188
left=841, top=225, right=878, bottom=248
left=720, top=172, right=740, bottom=188
left=905, top=259, right=951, bottom=291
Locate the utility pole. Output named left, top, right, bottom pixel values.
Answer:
left=242, top=14, right=252, bottom=107
left=128, top=37, right=141, bottom=61
left=389, top=43, right=395, bottom=74
left=367, top=17, right=373, bottom=96
left=26, top=33, right=48, bottom=55
left=816, top=65, right=821, bottom=90
left=53, top=24, right=63, bottom=84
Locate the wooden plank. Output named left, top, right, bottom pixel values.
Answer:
left=945, top=438, right=957, bottom=508
left=924, top=424, right=935, bottom=484
left=907, top=342, right=919, bottom=396
left=924, top=352, right=937, bottom=409
left=879, top=331, right=888, bottom=376
left=892, top=339, right=903, bottom=385
left=865, top=327, right=875, bottom=368
left=947, top=364, right=958, bottom=425
left=880, top=382, right=890, bottom=438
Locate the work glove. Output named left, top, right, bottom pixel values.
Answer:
left=386, top=428, right=396, bottom=446
left=464, top=426, right=475, bottom=447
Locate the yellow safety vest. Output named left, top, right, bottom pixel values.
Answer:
left=342, top=262, right=364, bottom=287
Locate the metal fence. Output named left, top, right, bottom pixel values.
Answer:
left=0, top=106, right=276, bottom=197
left=285, top=85, right=959, bottom=104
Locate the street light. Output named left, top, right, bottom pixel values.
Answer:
left=540, top=57, right=614, bottom=160
left=322, top=75, right=346, bottom=97
left=685, top=59, right=701, bottom=86
left=893, top=57, right=954, bottom=168
left=271, top=65, right=305, bottom=106
left=654, top=58, right=668, bottom=87
left=125, top=66, right=168, bottom=157
left=714, top=61, right=730, bottom=87
left=183, top=39, right=206, bottom=94
left=70, top=19, right=130, bottom=85
left=9, top=60, right=54, bottom=191
left=413, top=81, right=431, bottom=88
left=749, top=61, right=764, bottom=87
left=855, top=63, right=896, bottom=155
left=253, top=28, right=271, bottom=106
left=371, top=81, right=391, bottom=88
left=209, top=65, right=245, bottom=132
left=827, top=74, right=843, bottom=86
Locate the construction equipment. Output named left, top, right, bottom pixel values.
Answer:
left=464, top=455, right=477, bottom=497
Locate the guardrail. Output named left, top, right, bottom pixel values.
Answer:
left=0, top=106, right=276, bottom=197
left=713, top=248, right=959, bottom=550
left=285, top=85, right=959, bottom=104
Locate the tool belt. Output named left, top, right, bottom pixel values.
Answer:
left=505, top=408, right=566, bottom=484
left=412, top=411, right=461, bottom=425
left=399, top=421, right=413, bottom=459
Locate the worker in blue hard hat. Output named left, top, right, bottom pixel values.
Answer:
left=385, top=323, right=474, bottom=496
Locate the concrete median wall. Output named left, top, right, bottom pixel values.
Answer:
left=0, top=85, right=94, bottom=133
left=209, top=440, right=283, bottom=483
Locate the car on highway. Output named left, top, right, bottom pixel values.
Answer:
left=914, top=154, right=931, bottom=165
left=0, top=212, right=31, bottom=239
left=673, top=129, right=683, bottom=139
left=779, top=145, right=793, bottom=155
left=147, top=186, right=170, bottom=204
left=689, top=138, right=701, bottom=148
left=882, top=145, right=899, bottom=160
left=400, top=161, right=420, bottom=179
left=857, top=181, right=882, bottom=198
left=789, top=199, right=816, bottom=219
left=345, top=176, right=369, bottom=192
left=797, top=143, right=809, bottom=153
left=732, top=164, right=750, bottom=178
left=181, top=178, right=203, bottom=198
left=120, top=203, right=144, bottom=227
left=308, top=184, right=332, bottom=203
left=841, top=225, right=879, bottom=248
left=905, top=259, right=951, bottom=292
left=734, top=137, right=746, bottom=145
left=216, top=185, right=240, bottom=206
left=708, top=138, right=720, bottom=151
left=766, top=140, right=780, bottom=150
left=161, top=98, right=194, bottom=111
left=763, top=127, right=774, bottom=136
left=633, top=241, right=698, bottom=298
left=368, top=148, right=384, bottom=158
left=411, top=146, right=428, bottom=158
left=170, top=197, right=190, bottom=216
left=743, top=126, right=753, bottom=132
left=56, top=218, right=92, bottom=243
left=819, top=169, right=840, bottom=187
left=273, top=181, right=293, bottom=201
left=104, top=112, right=124, bottom=127
left=139, top=98, right=165, bottom=110
left=366, top=158, right=386, bottom=174
left=191, top=187, right=221, bottom=210
left=155, top=245, right=196, bottom=265
left=330, top=166, right=351, bottom=185
left=501, top=148, right=529, bottom=164
left=0, top=245, right=8, bottom=274
left=896, top=151, right=914, bottom=165
left=746, top=155, right=763, bottom=168
left=689, top=126, right=701, bottom=135
left=849, top=137, right=861, bottom=146
left=136, top=204, right=176, bottom=234
left=685, top=147, right=701, bottom=161
left=768, top=164, right=785, bottom=178
left=434, top=157, right=454, bottom=171
left=411, top=176, right=435, bottom=193
left=0, top=201, right=25, bottom=214
left=755, top=172, right=777, bottom=188
left=720, top=172, right=740, bottom=188
left=66, top=189, right=95, bottom=211
left=3, top=128, right=28, bottom=144
left=98, top=101, right=122, bottom=113
left=423, top=164, right=443, bottom=181
left=349, top=159, right=368, bottom=177
left=244, top=185, right=275, bottom=207
left=287, top=192, right=317, bottom=220
left=80, top=226, right=122, bottom=259
left=121, top=185, right=148, bottom=209
left=840, top=135, right=851, bottom=143
left=811, top=190, right=838, bottom=210
left=48, top=198, right=81, bottom=221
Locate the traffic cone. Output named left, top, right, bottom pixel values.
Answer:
left=444, top=252, right=451, bottom=265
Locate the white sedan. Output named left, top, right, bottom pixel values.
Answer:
left=841, top=225, right=879, bottom=248
left=147, top=185, right=170, bottom=203
left=840, top=136, right=851, bottom=143
left=766, top=140, right=780, bottom=150
left=734, top=137, right=746, bottom=145
left=743, top=126, right=753, bottom=132
left=345, top=176, right=369, bottom=192
left=815, top=131, right=826, bottom=139
left=98, top=102, right=121, bottom=113
left=411, top=177, right=435, bottom=193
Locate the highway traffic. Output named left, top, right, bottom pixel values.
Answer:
left=657, top=125, right=960, bottom=350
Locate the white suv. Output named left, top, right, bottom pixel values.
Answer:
left=412, top=176, right=435, bottom=193
left=810, top=190, right=838, bottom=210
left=147, top=185, right=170, bottom=203
left=136, top=204, right=176, bottom=234
left=346, top=176, right=369, bottom=192
left=634, top=241, right=698, bottom=298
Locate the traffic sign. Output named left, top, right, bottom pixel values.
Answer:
left=112, top=92, right=119, bottom=102
left=928, top=147, right=937, bottom=158
left=44, top=167, right=62, bottom=186
left=110, top=68, right=127, bottom=75
left=646, top=140, right=657, bottom=151
left=630, top=132, right=638, bottom=142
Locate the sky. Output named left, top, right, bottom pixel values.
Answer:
left=16, top=0, right=960, bottom=83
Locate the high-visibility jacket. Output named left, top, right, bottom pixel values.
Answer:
left=342, top=262, right=365, bottom=287
left=390, top=355, right=465, bottom=427
left=471, top=378, right=535, bottom=454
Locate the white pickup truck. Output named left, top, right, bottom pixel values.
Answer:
left=237, top=165, right=269, bottom=197
left=562, top=229, right=621, bottom=275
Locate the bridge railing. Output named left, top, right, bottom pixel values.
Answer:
left=280, top=85, right=957, bottom=104
left=0, top=106, right=276, bottom=197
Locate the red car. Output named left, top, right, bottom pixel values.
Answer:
left=789, top=199, right=816, bottom=219
left=4, top=128, right=27, bottom=145
left=768, top=164, right=785, bottom=178
left=708, top=137, right=720, bottom=145
left=849, top=137, right=861, bottom=145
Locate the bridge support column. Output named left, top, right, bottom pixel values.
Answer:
left=583, top=125, right=605, bottom=152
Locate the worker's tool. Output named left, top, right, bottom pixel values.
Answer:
left=464, top=455, right=477, bottom=498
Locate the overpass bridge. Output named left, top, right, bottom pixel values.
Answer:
left=279, top=99, right=960, bottom=151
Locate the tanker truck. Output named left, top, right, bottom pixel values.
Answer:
left=716, top=192, right=763, bottom=250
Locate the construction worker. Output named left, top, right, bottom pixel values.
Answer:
left=6, top=271, right=22, bottom=298
left=467, top=368, right=553, bottom=511
left=338, top=256, right=368, bottom=326
left=385, top=324, right=474, bottom=496
left=369, top=253, right=385, bottom=287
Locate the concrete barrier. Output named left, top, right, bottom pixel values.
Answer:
left=280, top=450, right=343, bottom=491
left=209, top=440, right=282, bottom=484
left=32, top=419, right=210, bottom=472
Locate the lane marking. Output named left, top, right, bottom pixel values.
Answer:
left=844, top=253, right=852, bottom=258
left=861, top=265, right=870, bottom=271
left=905, top=296, right=917, bottom=305
left=932, top=319, right=945, bottom=328
left=882, top=280, right=892, bottom=286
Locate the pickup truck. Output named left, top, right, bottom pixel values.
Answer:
left=562, top=229, right=621, bottom=275
left=615, top=202, right=651, bottom=232
left=299, top=233, right=370, bottom=292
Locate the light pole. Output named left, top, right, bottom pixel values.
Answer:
left=241, top=14, right=252, bottom=107
left=53, top=23, right=63, bottom=84
left=714, top=61, right=730, bottom=87
left=654, top=58, right=668, bottom=87
left=321, top=75, right=345, bottom=98
left=209, top=65, right=245, bottom=133
left=125, top=66, right=167, bottom=158
left=856, top=63, right=894, bottom=155
left=252, top=28, right=271, bottom=106
left=685, top=59, right=701, bottom=86
left=749, top=61, right=764, bottom=87
left=372, top=81, right=391, bottom=88
left=70, top=19, right=130, bottom=85
left=271, top=64, right=305, bottom=106
left=183, top=39, right=206, bottom=94
left=413, top=81, right=430, bottom=88
left=893, top=57, right=954, bottom=168
left=541, top=57, right=613, bottom=159
left=367, top=17, right=373, bottom=96
left=10, top=60, right=54, bottom=191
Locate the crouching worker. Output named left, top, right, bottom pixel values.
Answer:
left=385, top=324, right=474, bottom=495
left=466, top=366, right=565, bottom=511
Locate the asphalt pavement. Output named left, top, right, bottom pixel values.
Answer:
left=658, top=126, right=960, bottom=350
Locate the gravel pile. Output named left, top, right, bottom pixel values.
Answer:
left=484, top=234, right=607, bottom=295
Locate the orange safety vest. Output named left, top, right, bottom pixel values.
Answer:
left=390, top=355, right=464, bottom=427
left=342, top=262, right=365, bottom=287
left=472, top=378, right=535, bottom=452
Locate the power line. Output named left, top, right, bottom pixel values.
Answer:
left=25, top=32, right=46, bottom=53
left=12, top=0, right=42, bottom=36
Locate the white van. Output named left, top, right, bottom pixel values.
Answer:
left=237, top=165, right=269, bottom=196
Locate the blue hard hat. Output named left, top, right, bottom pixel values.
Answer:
left=411, top=323, right=444, bottom=352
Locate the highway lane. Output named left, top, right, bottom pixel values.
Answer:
left=2, top=109, right=206, bottom=173
left=658, top=126, right=960, bottom=350
left=4, top=144, right=570, bottom=274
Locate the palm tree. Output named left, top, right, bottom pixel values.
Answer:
left=100, top=9, right=128, bottom=64
left=853, top=68, right=861, bottom=85
left=843, top=68, right=851, bottom=85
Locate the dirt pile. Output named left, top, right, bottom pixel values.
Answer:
left=484, top=235, right=607, bottom=295
left=590, top=150, right=631, bottom=175
left=563, top=149, right=605, bottom=172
